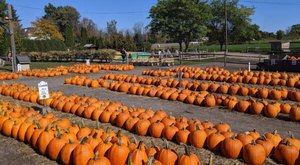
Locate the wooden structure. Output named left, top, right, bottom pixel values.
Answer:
left=16, top=56, right=30, bottom=71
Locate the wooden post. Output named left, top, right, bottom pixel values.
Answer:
left=7, top=4, right=17, bottom=72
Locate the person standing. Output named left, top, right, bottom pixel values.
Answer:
left=121, top=48, right=127, bottom=63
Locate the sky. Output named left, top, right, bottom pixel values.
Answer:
left=5, top=0, right=300, bottom=33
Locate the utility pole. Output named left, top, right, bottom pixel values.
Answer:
left=224, top=0, right=228, bottom=68
left=7, top=4, right=17, bottom=72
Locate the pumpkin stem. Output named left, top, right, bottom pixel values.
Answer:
left=57, top=128, right=62, bottom=139
left=163, top=138, right=169, bottom=149
left=146, top=156, right=155, bottom=165
left=285, top=140, right=291, bottom=146
left=96, top=120, right=100, bottom=129
left=81, top=118, right=85, bottom=128
left=183, top=144, right=191, bottom=156
left=92, top=132, right=98, bottom=139
left=80, top=136, right=88, bottom=144
left=103, top=135, right=111, bottom=143
left=127, top=153, right=133, bottom=165
left=68, top=139, right=73, bottom=144
left=195, top=124, right=201, bottom=130
left=288, top=131, right=294, bottom=138
left=93, top=151, right=99, bottom=160
left=117, top=136, right=123, bottom=146
left=251, top=140, right=256, bottom=145
left=273, top=130, right=278, bottom=135
left=137, top=141, right=143, bottom=150
left=209, top=154, right=213, bottom=165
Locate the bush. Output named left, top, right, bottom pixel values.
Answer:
left=20, top=49, right=117, bottom=62
left=22, top=39, right=67, bottom=52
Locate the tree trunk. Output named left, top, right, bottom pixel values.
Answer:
left=184, top=41, right=190, bottom=52
left=179, top=42, right=182, bottom=52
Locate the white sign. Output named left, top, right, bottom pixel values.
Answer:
left=86, top=59, right=90, bottom=66
left=17, top=64, right=21, bottom=71
left=292, top=60, right=297, bottom=66
left=38, top=81, right=49, bottom=100
left=271, top=59, right=276, bottom=65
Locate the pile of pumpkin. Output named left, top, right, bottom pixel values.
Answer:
left=0, top=71, right=19, bottom=80
left=19, top=68, right=69, bottom=78
left=67, top=64, right=134, bottom=74
left=143, top=66, right=300, bottom=88
left=0, top=100, right=202, bottom=165
left=1, top=83, right=300, bottom=164
left=64, top=75, right=300, bottom=122
left=101, top=73, right=300, bottom=102
left=287, top=56, right=300, bottom=60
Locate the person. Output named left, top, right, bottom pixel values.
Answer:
left=128, top=53, right=132, bottom=63
left=120, top=48, right=127, bottom=63
left=150, top=50, right=155, bottom=58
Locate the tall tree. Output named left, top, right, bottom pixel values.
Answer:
left=0, top=1, right=23, bottom=55
left=208, top=0, right=254, bottom=50
left=133, top=22, right=145, bottom=50
left=80, top=18, right=99, bottom=37
left=31, top=18, right=64, bottom=41
left=65, top=24, right=74, bottom=48
left=276, top=30, right=284, bottom=40
left=106, top=20, right=118, bottom=35
left=149, top=0, right=211, bottom=51
left=80, top=27, right=88, bottom=45
left=43, top=3, right=80, bottom=39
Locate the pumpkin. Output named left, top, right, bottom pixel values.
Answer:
left=130, top=141, right=148, bottom=165
left=155, top=139, right=178, bottom=165
left=236, top=133, right=254, bottom=146
left=204, top=95, right=216, bottom=107
left=176, top=128, right=190, bottom=144
left=162, top=123, right=179, bottom=141
left=256, top=136, right=274, bottom=157
left=37, top=125, right=55, bottom=155
left=177, top=145, right=201, bottom=165
left=206, top=131, right=225, bottom=151
left=265, top=130, right=282, bottom=147
left=189, top=125, right=207, bottom=148
left=221, top=136, right=243, bottom=159
left=94, top=136, right=113, bottom=157
left=149, top=120, right=165, bottom=138
left=46, top=129, right=66, bottom=160
left=107, top=138, right=130, bottom=165
left=135, top=119, right=151, bottom=136
left=263, top=103, right=280, bottom=118
left=243, top=141, right=266, bottom=165
left=289, top=105, right=300, bottom=122
left=72, top=137, right=94, bottom=165
left=274, top=141, right=299, bottom=165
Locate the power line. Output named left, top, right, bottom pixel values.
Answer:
left=13, top=4, right=148, bottom=15
left=240, top=0, right=300, bottom=6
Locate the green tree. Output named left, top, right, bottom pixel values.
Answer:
left=31, top=18, right=64, bottom=41
left=149, top=0, right=211, bottom=51
left=276, top=30, right=285, bottom=40
left=80, top=27, right=88, bottom=45
left=208, top=0, right=254, bottom=50
left=65, top=24, right=74, bottom=48
left=43, top=3, right=80, bottom=39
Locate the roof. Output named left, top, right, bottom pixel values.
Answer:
left=16, top=56, right=31, bottom=64
left=83, top=44, right=96, bottom=48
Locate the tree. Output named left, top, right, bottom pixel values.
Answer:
left=31, top=18, right=64, bottom=41
left=208, top=0, right=254, bottom=50
left=276, top=30, right=285, bottom=40
left=80, top=18, right=99, bottom=37
left=65, top=24, right=74, bottom=48
left=106, top=20, right=118, bottom=35
left=287, top=24, right=300, bottom=38
left=245, top=24, right=261, bottom=43
left=0, top=1, right=24, bottom=55
left=80, top=27, right=88, bottom=45
left=149, top=0, right=211, bottom=51
left=133, top=22, right=145, bottom=50
left=43, top=3, right=80, bottom=39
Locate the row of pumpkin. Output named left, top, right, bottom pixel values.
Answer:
left=0, top=97, right=202, bottom=165
left=101, top=73, right=300, bottom=102
left=142, top=66, right=300, bottom=88
left=0, top=71, right=19, bottom=80
left=17, top=64, right=134, bottom=78
left=64, top=75, right=300, bottom=122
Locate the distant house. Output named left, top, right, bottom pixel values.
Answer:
left=23, top=27, right=38, bottom=40
left=83, top=44, right=97, bottom=50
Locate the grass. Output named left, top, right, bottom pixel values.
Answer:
left=191, top=41, right=300, bottom=52
left=175, top=57, right=224, bottom=65
left=1, top=62, right=76, bottom=71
